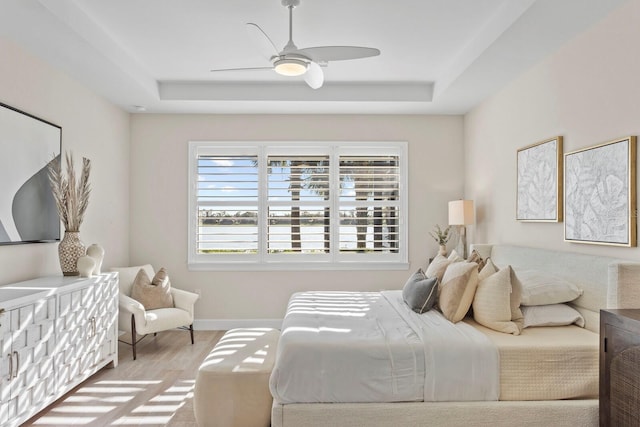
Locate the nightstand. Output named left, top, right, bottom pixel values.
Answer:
left=600, top=309, right=640, bottom=427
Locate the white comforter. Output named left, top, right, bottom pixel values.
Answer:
left=269, top=290, right=499, bottom=404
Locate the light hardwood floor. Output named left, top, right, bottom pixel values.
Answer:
left=22, top=330, right=225, bottom=427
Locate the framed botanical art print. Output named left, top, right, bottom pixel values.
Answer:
left=564, top=136, right=636, bottom=247
left=517, top=136, right=563, bottom=222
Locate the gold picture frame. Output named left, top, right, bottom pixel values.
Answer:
left=516, top=136, right=563, bottom=222
left=564, top=136, right=636, bottom=247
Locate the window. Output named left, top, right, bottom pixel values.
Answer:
left=188, top=142, right=408, bottom=270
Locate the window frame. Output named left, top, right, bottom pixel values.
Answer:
left=188, top=141, right=409, bottom=271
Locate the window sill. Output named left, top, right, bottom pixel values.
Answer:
left=187, top=261, right=410, bottom=272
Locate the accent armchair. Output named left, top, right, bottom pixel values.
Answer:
left=110, top=264, right=199, bottom=360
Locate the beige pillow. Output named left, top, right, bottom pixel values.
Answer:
left=509, top=268, right=525, bottom=331
left=478, top=258, right=498, bottom=281
left=473, top=266, right=521, bottom=335
left=110, top=264, right=155, bottom=296
left=131, top=267, right=174, bottom=310
left=466, top=249, right=487, bottom=271
left=425, top=255, right=453, bottom=284
left=438, top=261, right=479, bottom=323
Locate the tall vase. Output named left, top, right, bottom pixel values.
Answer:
left=58, top=231, right=86, bottom=276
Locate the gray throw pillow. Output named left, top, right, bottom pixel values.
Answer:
left=402, top=268, right=438, bottom=314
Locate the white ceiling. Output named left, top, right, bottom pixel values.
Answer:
left=0, top=0, right=626, bottom=114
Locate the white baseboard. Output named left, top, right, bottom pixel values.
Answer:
left=194, top=318, right=283, bottom=331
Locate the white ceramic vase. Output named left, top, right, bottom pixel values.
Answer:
left=77, top=255, right=96, bottom=278
left=87, top=243, right=105, bottom=275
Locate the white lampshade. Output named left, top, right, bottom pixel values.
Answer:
left=448, top=200, right=475, bottom=225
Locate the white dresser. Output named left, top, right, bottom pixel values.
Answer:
left=0, top=273, right=118, bottom=426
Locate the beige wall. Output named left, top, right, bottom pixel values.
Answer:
left=2, top=0, right=635, bottom=325
left=464, top=0, right=640, bottom=260
left=130, top=114, right=464, bottom=322
left=0, top=37, right=130, bottom=285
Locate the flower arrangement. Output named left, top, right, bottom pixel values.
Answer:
left=429, top=224, right=451, bottom=246
left=48, top=151, right=91, bottom=232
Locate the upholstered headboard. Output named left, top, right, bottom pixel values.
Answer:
left=471, top=244, right=640, bottom=333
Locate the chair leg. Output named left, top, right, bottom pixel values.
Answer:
left=131, top=314, right=137, bottom=360
left=190, top=324, right=194, bottom=344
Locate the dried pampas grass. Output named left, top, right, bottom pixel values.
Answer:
left=48, top=151, right=91, bottom=232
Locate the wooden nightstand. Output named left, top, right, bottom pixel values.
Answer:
left=600, top=309, right=640, bottom=427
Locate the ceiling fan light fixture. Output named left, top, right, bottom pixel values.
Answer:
left=274, top=58, right=308, bottom=76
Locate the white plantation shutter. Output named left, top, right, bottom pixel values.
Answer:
left=195, top=152, right=259, bottom=255
left=188, top=142, right=407, bottom=270
left=338, top=154, right=401, bottom=254
left=267, top=155, right=331, bottom=254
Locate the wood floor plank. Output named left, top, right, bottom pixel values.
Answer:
left=21, top=330, right=224, bottom=427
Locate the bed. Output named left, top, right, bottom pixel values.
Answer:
left=270, top=244, right=640, bottom=427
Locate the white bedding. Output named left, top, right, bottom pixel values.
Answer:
left=269, top=290, right=499, bottom=404
left=384, top=291, right=499, bottom=401
left=271, top=244, right=635, bottom=427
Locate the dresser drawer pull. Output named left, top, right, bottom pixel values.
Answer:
left=13, top=351, right=19, bottom=379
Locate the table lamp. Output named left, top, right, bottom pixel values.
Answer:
left=448, top=200, right=475, bottom=259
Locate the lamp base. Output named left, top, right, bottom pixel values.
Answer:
left=456, top=225, right=468, bottom=259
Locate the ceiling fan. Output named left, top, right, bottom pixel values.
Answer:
left=210, top=0, right=381, bottom=89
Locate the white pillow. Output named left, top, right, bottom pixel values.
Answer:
left=522, top=304, right=585, bottom=328
left=447, top=249, right=463, bottom=263
left=425, top=254, right=452, bottom=284
left=514, top=270, right=583, bottom=306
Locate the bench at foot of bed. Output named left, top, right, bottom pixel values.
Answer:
left=194, top=328, right=280, bottom=427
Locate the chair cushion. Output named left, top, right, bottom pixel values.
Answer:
left=139, top=307, right=193, bottom=335
left=110, top=264, right=155, bottom=296
left=131, top=267, right=174, bottom=310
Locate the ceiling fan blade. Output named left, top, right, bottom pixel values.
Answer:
left=304, top=62, right=324, bottom=89
left=296, top=46, right=380, bottom=62
left=246, top=22, right=280, bottom=60
left=210, top=66, right=273, bottom=72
